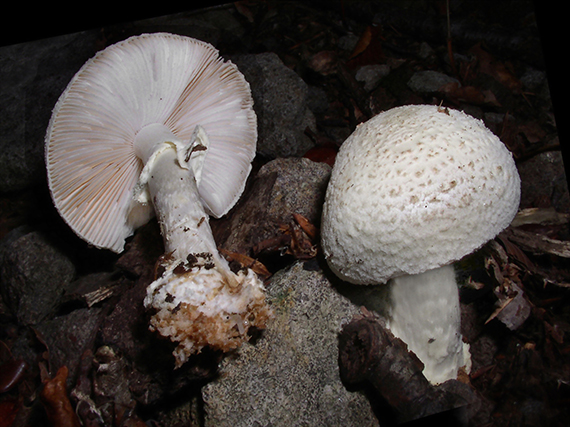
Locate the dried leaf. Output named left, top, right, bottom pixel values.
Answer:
left=40, top=366, right=81, bottom=427
left=0, top=358, right=27, bottom=393
left=288, top=221, right=318, bottom=259
left=349, top=25, right=374, bottom=59
left=496, top=232, right=536, bottom=272
left=292, top=213, right=318, bottom=240
left=303, top=143, right=337, bottom=166
left=0, top=398, right=21, bottom=427
left=308, top=51, right=338, bottom=75
left=470, top=44, right=522, bottom=93
left=347, top=25, right=385, bottom=67
left=234, top=1, right=255, bottom=23
left=219, top=248, right=271, bottom=278
left=439, top=81, right=500, bottom=106
left=487, top=281, right=532, bottom=330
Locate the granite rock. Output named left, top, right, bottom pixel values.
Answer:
left=230, top=52, right=317, bottom=158
left=0, top=227, right=75, bottom=324
left=213, top=157, right=331, bottom=255
left=202, top=261, right=379, bottom=427
left=0, top=32, right=100, bottom=192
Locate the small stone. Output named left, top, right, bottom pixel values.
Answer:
left=408, top=70, right=461, bottom=94
left=0, top=227, right=75, bottom=324
left=355, top=64, right=390, bottom=91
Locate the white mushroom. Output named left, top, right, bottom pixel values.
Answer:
left=45, top=33, right=271, bottom=367
left=321, top=104, right=521, bottom=384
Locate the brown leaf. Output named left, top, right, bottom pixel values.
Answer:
left=470, top=43, right=522, bottom=93
left=292, top=213, right=318, bottom=240
left=439, top=81, right=500, bottom=106
left=233, top=1, right=255, bottom=23
left=0, top=358, right=27, bottom=393
left=288, top=221, right=318, bottom=259
left=219, top=248, right=271, bottom=279
left=518, top=121, right=547, bottom=144
left=303, top=143, right=338, bottom=167
left=349, top=25, right=374, bottom=59
left=40, top=366, right=81, bottom=427
left=308, top=51, right=338, bottom=76
left=497, top=232, right=536, bottom=273
left=0, top=398, right=21, bottom=427
left=487, top=281, right=532, bottom=330
left=347, top=25, right=385, bottom=68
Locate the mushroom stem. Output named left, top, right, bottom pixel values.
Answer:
left=146, top=143, right=237, bottom=287
left=134, top=125, right=271, bottom=366
left=386, top=264, right=471, bottom=385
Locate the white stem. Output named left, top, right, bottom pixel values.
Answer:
left=386, top=264, right=471, bottom=385
left=146, top=145, right=234, bottom=282
left=133, top=124, right=271, bottom=367
left=133, top=123, right=234, bottom=282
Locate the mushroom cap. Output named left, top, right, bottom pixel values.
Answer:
left=321, top=104, right=521, bottom=284
left=45, top=33, right=257, bottom=253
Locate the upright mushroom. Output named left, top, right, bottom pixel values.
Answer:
left=321, top=104, right=520, bottom=384
left=45, top=33, right=271, bottom=367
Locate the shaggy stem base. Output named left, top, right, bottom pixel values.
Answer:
left=136, top=129, right=271, bottom=366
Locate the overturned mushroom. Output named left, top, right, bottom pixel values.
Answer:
left=322, top=104, right=521, bottom=384
left=45, top=33, right=271, bottom=367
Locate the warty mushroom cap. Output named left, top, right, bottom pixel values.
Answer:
left=321, top=104, right=521, bottom=285
left=45, top=33, right=257, bottom=253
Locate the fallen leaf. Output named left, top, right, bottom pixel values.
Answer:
left=486, top=281, right=532, bottom=330
left=303, top=143, right=338, bottom=166
left=234, top=1, right=255, bottom=23
left=470, top=43, right=522, bottom=93
left=0, top=358, right=27, bottom=393
left=0, top=398, right=21, bottom=427
left=439, top=81, right=500, bottom=106
left=347, top=25, right=385, bottom=68
left=308, top=51, right=338, bottom=76
left=40, top=366, right=81, bottom=427
left=292, top=213, right=318, bottom=240
left=288, top=221, right=318, bottom=259
left=219, top=248, right=271, bottom=278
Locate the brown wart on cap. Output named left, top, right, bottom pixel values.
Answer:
left=321, top=104, right=521, bottom=384
left=45, top=33, right=271, bottom=367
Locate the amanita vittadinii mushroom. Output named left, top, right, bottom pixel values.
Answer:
left=45, top=33, right=271, bottom=366
left=321, top=104, right=520, bottom=384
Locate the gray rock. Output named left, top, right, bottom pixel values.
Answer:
left=0, top=31, right=100, bottom=192
left=355, top=64, right=390, bottom=91
left=0, top=227, right=75, bottom=324
left=230, top=52, right=316, bottom=158
left=213, top=157, right=331, bottom=255
left=259, top=157, right=331, bottom=225
left=35, top=306, right=105, bottom=387
left=518, top=150, right=570, bottom=213
left=202, top=261, right=379, bottom=427
left=408, top=70, right=460, bottom=94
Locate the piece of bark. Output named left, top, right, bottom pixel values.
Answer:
left=503, top=227, right=570, bottom=258
left=338, top=312, right=480, bottom=424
